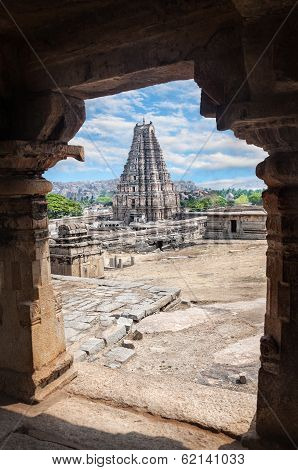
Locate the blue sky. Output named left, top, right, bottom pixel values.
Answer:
left=47, top=80, right=266, bottom=189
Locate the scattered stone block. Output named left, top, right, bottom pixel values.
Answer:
left=122, top=340, right=135, bottom=349
left=239, top=374, right=247, bottom=384
left=100, top=324, right=126, bottom=346
left=96, top=302, right=125, bottom=313
left=162, top=297, right=181, bottom=311
left=63, top=312, right=81, bottom=321
left=104, top=362, right=121, bottom=369
left=104, top=346, right=135, bottom=364
left=100, top=318, right=115, bottom=327
left=70, top=321, right=90, bottom=331
left=80, top=338, right=105, bottom=355
left=128, top=309, right=146, bottom=321
left=73, top=350, right=87, bottom=362
left=132, top=330, right=143, bottom=340
left=228, top=374, right=239, bottom=384
left=117, top=317, right=133, bottom=332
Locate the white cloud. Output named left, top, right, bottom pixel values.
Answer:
left=60, top=79, right=267, bottom=184
left=168, top=166, right=186, bottom=175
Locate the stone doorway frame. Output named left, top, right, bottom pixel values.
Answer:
left=0, top=2, right=297, bottom=448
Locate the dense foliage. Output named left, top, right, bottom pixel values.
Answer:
left=182, top=189, right=263, bottom=211
left=96, top=195, right=113, bottom=206
left=46, top=194, right=83, bottom=219
left=248, top=191, right=262, bottom=205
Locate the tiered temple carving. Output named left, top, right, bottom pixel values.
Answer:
left=113, top=121, right=180, bottom=223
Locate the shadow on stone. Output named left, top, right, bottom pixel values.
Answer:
left=0, top=402, right=189, bottom=450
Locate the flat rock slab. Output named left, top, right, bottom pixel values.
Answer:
left=214, top=335, right=260, bottom=366
left=64, top=327, right=80, bottom=340
left=73, top=350, right=87, bottom=362
left=80, top=338, right=105, bottom=355
left=206, top=299, right=265, bottom=325
left=70, top=321, right=90, bottom=331
left=127, top=309, right=146, bottom=321
left=100, top=325, right=126, bottom=346
left=15, top=396, right=242, bottom=450
left=96, top=302, right=125, bottom=313
left=104, top=347, right=135, bottom=364
left=116, top=317, right=133, bottom=332
left=138, top=307, right=209, bottom=334
left=55, top=276, right=181, bottom=354
left=67, top=363, right=256, bottom=438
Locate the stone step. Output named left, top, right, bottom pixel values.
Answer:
left=67, top=363, right=256, bottom=438
left=3, top=396, right=241, bottom=450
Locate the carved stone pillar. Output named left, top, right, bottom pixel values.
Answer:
left=256, top=153, right=298, bottom=448
left=231, top=116, right=298, bottom=448
left=0, top=141, right=83, bottom=402
left=194, top=10, right=298, bottom=446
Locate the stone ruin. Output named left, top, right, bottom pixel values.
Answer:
left=186, top=205, right=267, bottom=240
left=50, top=222, right=104, bottom=278
left=49, top=119, right=267, bottom=258
left=90, top=216, right=207, bottom=252
left=1, top=0, right=298, bottom=448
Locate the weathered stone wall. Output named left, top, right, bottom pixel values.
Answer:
left=204, top=210, right=267, bottom=240
left=49, top=215, right=99, bottom=236
left=51, top=244, right=104, bottom=278
left=50, top=223, right=104, bottom=279
left=90, top=217, right=206, bottom=252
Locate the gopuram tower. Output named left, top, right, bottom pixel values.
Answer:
left=113, top=120, right=180, bottom=224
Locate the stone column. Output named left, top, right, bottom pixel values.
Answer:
left=230, top=118, right=298, bottom=448
left=0, top=141, right=83, bottom=402
left=194, top=13, right=298, bottom=446
left=255, top=149, right=298, bottom=448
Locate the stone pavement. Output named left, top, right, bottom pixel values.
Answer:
left=53, top=275, right=180, bottom=367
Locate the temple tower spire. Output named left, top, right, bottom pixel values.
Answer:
left=113, top=121, right=180, bottom=223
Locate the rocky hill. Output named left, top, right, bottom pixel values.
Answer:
left=52, top=179, right=200, bottom=200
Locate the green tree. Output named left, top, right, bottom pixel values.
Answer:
left=213, top=195, right=228, bottom=207
left=188, top=197, right=213, bottom=211
left=234, top=194, right=249, bottom=205
left=46, top=194, right=83, bottom=219
left=248, top=191, right=262, bottom=205
left=96, top=195, right=113, bottom=206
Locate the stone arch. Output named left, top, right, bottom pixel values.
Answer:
left=0, top=0, right=297, bottom=448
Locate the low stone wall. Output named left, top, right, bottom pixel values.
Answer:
left=50, top=222, right=104, bottom=278
left=51, top=246, right=105, bottom=278
left=183, top=207, right=267, bottom=240
left=49, top=215, right=99, bottom=237
left=49, top=208, right=266, bottom=269
left=204, top=211, right=266, bottom=240
left=91, top=217, right=207, bottom=252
